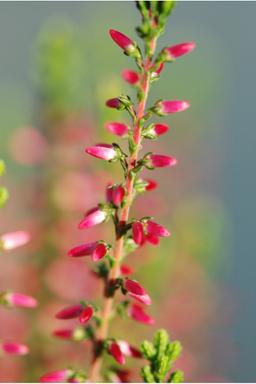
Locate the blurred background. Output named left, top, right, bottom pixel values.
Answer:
left=0, top=1, right=254, bottom=382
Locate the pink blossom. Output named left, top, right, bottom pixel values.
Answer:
left=122, top=69, right=140, bottom=85
left=109, top=29, right=134, bottom=52
left=0, top=342, right=29, bottom=355
left=148, top=154, right=177, bottom=168
left=129, top=303, right=155, bottom=325
left=147, top=220, right=170, bottom=237
left=106, top=122, right=129, bottom=137
left=151, top=62, right=164, bottom=78
left=40, top=369, right=72, bottom=383
left=79, top=305, right=94, bottom=324
left=128, top=292, right=152, bottom=306
left=68, top=241, right=107, bottom=261
left=85, top=144, right=117, bottom=161
left=78, top=207, right=107, bottom=229
left=145, top=233, right=160, bottom=245
left=118, top=340, right=142, bottom=358
left=107, top=184, right=125, bottom=206
left=6, top=292, right=37, bottom=308
left=55, top=304, right=83, bottom=320
left=155, top=100, right=190, bottom=115
left=53, top=329, right=74, bottom=339
left=106, top=98, right=123, bottom=109
left=0, top=231, right=30, bottom=251
left=125, top=279, right=146, bottom=296
left=150, top=123, right=169, bottom=137
left=109, top=342, right=125, bottom=365
left=144, top=178, right=158, bottom=191
left=165, top=42, right=196, bottom=59
left=132, top=221, right=145, bottom=245
left=120, top=264, right=133, bottom=276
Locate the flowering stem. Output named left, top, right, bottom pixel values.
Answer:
left=89, top=37, right=156, bottom=383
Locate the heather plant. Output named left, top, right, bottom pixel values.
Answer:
left=40, top=1, right=195, bottom=382
left=0, top=160, right=37, bottom=357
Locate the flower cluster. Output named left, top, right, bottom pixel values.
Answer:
left=41, top=1, right=195, bottom=382
left=0, top=161, right=37, bottom=358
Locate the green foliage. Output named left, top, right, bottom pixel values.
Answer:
left=0, top=160, right=8, bottom=207
left=140, top=329, right=184, bottom=383
left=0, top=160, right=6, bottom=176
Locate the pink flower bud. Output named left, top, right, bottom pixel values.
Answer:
left=144, top=178, right=158, bottom=191
left=68, top=241, right=108, bottom=261
left=147, top=220, right=170, bottom=237
left=107, top=184, right=125, bottom=206
left=106, top=122, right=129, bottom=137
left=55, top=304, right=83, bottom=320
left=118, top=340, right=142, bottom=358
left=106, top=98, right=122, bottom=109
left=0, top=231, right=30, bottom=251
left=78, top=207, right=107, bottom=229
left=148, top=154, right=177, bottom=168
left=129, top=303, right=155, bottom=325
left=40, top=369, right=72, bottom=383
left=122, top=69, right=140, bottom=85
left=155, top=100, right=190, bottom=115
left=110, top=369, right=131, bottom=383
left=165, top=42, right=196, bottom=60
left=109, top=342, right=125, bottom=365
left=148, top=123, right=169, bottom=137
left=109, top=29, right=135, bottom=53
left=125, top=279, right=146, bottom=296
left=145, top=233, right=160, bottom=245
left=6, top=292, right=37, bottom=308
left=79, top=305, right=94, bottom=325
left=132, top=221, right=145, bottom=245
left=85, top=144, right=117, bottom=161
left=0, top=342, right=29, bottom=355
left=53, top=329, right=74, bottom=339
left=151, top=62, right=164, bottom=78
left=128, top=293, right=152, bottom=306
left=120, top=264, right=133, bottom=276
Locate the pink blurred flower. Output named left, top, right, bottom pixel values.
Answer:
left=120, top=264, right=133, bottom=276
left=151, top=62, right=164, bottom=78
left=106, top=98, right=122, bottom=109
left=147, top=220, right=170, bottom=237
left=145, top=233, right=160, bottom=245
left=124, top=279, right=146, bottom=296
left=148, top=154, right=177, bottom=168
left=79, top=305, right=94, bottom=325
left=132, top=222, right=145, bottom=245
left=107, top=184, right=125, bottom=206
left=128, top=303, right=155, bottom=325
left=78, top=207, right=107, bottom=229
left=164, top=42, right=196, bottom=60
left=109, top=29, right=135, bottom=52
left=68, top=241, right=108, bottom=261
left=40, top=369, right=72, bottom=383
left=117, top=340, right=142, bottom=358
left=0, top=342, right=29, bottom=355
left=55, top=304, right=83, bottom=320
left=109, top=342, right=125, bottom=365
left=148, top=123, right=169, bottom=137
left=85, top=144, right=117, bottom=161
left=144, top=178, right=158, bottom=191
left=53, top=329, right=74, bottom=339
left=0, top=231, right=30, bottom=251
left=154, top=100, right=190, bottom=115
left=122, top=69, right=139, bottom=85
left=5, top=292, right=37, bottom=308
left=128, top=293, right=152, bottom=306
left=106, top=122, right=129, bottom=137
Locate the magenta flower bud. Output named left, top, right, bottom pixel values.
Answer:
left=78, top=207, right=107, bottom=229
left=144, top=178, right=158, bottom=191
left=125, top=279, right=146, bottom=296
left=109, top=29, right=135, bottom=54
left=79, top=305, right=94, bottom=325
left=154, top=100, right=190, bottom=115
left=128, top=292, right=152, bottom=306
left=106, top=98, right=123, bottom=109
left=145, top=233, right=160, bottom=246
left=151, top=62, right=164, bottom=78
left=118, top=340, right=142, bottom=358
left=0, top=231, right=30, bottom=251
left=129, top=303, right=155, bottom=325
left=146, top=123, right=169, bottom=138
left=120, top=264, right=133, bottom=276
left=108, top=185, right=125, bottom=206
left=40, top=369, right=72, bottom=383
left=55, top=304, right=83, bottom=320
left=68, top=241, right=108, bottom=261
left=53, top=329, right=74, bottom=339
left=122, top=69, right=140, bottom=85
left=109, top=342, right=126, bottom=365
left=0, top=342, right=29, bottom=355
left=164, top=42, right=196, bottom=60
left=5, top=292, right=37, bottom=308
left=147, top=220, right=170, bottom=237
left=148, top=154, right=177, bottom=168
left=85, top=144, right=117, bottom=161
left=132, top=221, right=145, bottom=245
left=106, top=122, right=129, bottom=137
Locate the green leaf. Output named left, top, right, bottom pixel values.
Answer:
left=154, top=329, right=169, bottom=361
left=141, top=340, right=156, bottom=360
left=166, top=341, right=182, bottom=363
left=141, top=365, right=156, bottom=383
left=168, top=370, right=184, bottom=383
left=0, top=187, right=9, bottom=207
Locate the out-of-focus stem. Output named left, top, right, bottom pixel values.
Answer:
left=89, top=38, right=157, bottom=383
